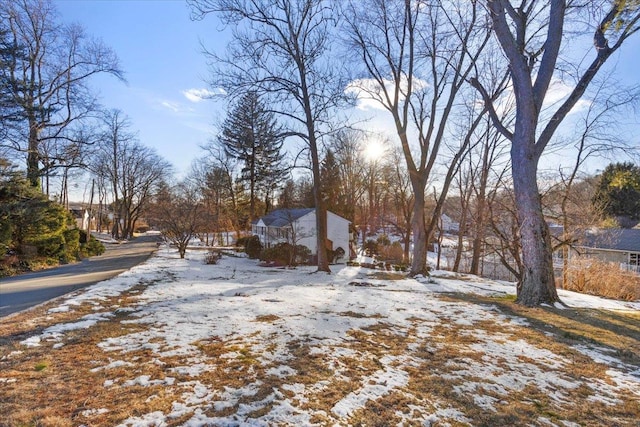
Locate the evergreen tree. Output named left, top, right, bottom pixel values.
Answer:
left=219, top=92, right=288, bottom=220
left=593, top=162, right=640, bottom=220
left=0, top=159, right=81, bottom=267
left=277, top=179, right=298, bottom=209
left=0, top=26, right=26, bottom=140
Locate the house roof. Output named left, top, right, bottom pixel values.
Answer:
left=579, top=229, right=640, bottom=253
left=253, top=208, right=315, bottom=227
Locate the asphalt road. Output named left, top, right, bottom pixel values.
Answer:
left=0, top=235, right=160, bottom=318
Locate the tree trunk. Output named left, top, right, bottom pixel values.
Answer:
left=410, top=186, right=428, bottom=275
left=512, top=146, right=559, bottom=306
left=312, top=144, right=330, bottom=272
left=27, top=119, right=40, bottom=188
left=453, top=213, right=466, bottom=272
left=470, top=192, right=486, bottom=275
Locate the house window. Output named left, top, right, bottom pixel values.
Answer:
left=630, top=253, right=639, bottom=266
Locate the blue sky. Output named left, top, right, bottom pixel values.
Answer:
left=54, top=0, right=639, bottom=185
left=55, top=0, right=227, bottom=177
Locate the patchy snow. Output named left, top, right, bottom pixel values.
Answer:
left=80, top=408, right=110, bottom=417
left=17, top=248, right=640, bottom=425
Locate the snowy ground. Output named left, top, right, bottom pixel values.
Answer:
left=4, top=247, right=640, bottom=426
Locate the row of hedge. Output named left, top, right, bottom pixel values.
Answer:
left=237, top=235, right=311, bottom=266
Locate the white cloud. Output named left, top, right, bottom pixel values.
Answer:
left=160, top=100, right=180, bottom=112
left=345, top=77, right=429, bottom=111
left=543, top=79, right=592, bottom=113
left=182, top=88, right=225, bottom=103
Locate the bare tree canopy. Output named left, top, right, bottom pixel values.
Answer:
left=91, top=109, right=171, bottom=240
left=342, top=0, right=494, bottom=275
left=0, top=0, right=123, bottom=188
left=474, top=0, right=640, bottom=306
left=189, top=0, right=349, bottom=272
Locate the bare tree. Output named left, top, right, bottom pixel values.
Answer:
left=150, top=181, right=205, bottom=259
left=91, top=110, right=170, bottom=240
left=200, top=142, right=245, bottom=235
left=473, top=0, right=640, bottom=305
left=0, top=0, right=123, bottom=188
left=545, top=81, right=639, bottom=287
left=189, top=0, right=348, bottom=273
left=328, top=129, right=367, bottom=224
left=386, top=149, right=414, bottom=263
left=343, top=0, right=493, bottom=275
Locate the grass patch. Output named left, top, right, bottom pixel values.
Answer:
left=253, top=314, right=280, bottom=322
left=366, top=271, right=406, bottom=281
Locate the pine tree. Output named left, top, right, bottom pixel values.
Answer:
left=0, top=159, right=78, bottom=264
left=219, top=92, right=288, bottom=220
left=593, top=162, right=640, bottom=220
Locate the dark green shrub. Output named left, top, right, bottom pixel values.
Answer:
left=236, top=236, right=250, bottom=247
left=38, top=234, right=70, bottom=262
left=244, top=235, right=263, bottom=259
left=62, top=228, right=80, bottom=262
left=260, top=242, right=311, bottom=266
left=79, top=230, right=105, bottom=257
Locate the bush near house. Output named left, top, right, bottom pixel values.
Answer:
left=260, top=243, right=311, bottom=266
left=236, top=235, right=263, bottom=259
left=328, top=247, right=345, bottom=264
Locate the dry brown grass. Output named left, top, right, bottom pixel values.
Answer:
left=562, top=258, right=640, bottom=301
left=1, top=283, right=639, bottom=426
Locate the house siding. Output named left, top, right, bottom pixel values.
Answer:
left=326, top=211, right=350, bottom=255
left=252, top=209, right=351, bottom=262
left=581, top=248, right=628, bottom=264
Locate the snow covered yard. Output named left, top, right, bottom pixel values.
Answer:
left=1, top=248, right=639, bottom=426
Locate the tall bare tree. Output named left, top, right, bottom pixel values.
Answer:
left=343, top=0, right=492, bottom=275
left=190, top=0, right=347, bottom=272
left=473, top=0, right=640, bottom=305
left=328, top=129, right=368, bottom=224
left=0, top=0, right=123, bottom=188
left=91, top=110, right=170, bottom=240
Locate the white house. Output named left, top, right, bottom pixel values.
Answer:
left=251, top=208, right=351, bottom=262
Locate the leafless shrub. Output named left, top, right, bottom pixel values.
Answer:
left=563, top=258, right=640, bottom=301
left=204, top=251, right=221, bottom=265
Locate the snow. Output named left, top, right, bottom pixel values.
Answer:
left=17, top=247, right=640, bottom=425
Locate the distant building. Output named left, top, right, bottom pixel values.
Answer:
left=67, top=203, right=90, bottom=230
left=552, top=227, right=640, bottom=273
left=577, top=228, right=640, bottom=273
left=440, top=213, right=460, bottom=234
left=251, top=208, right=351, bottom=262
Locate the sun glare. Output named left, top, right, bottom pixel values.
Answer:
left=363, top=140, right=387, bottom=162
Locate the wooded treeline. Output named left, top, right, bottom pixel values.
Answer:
left=1, top=0, right=639, bottom=305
